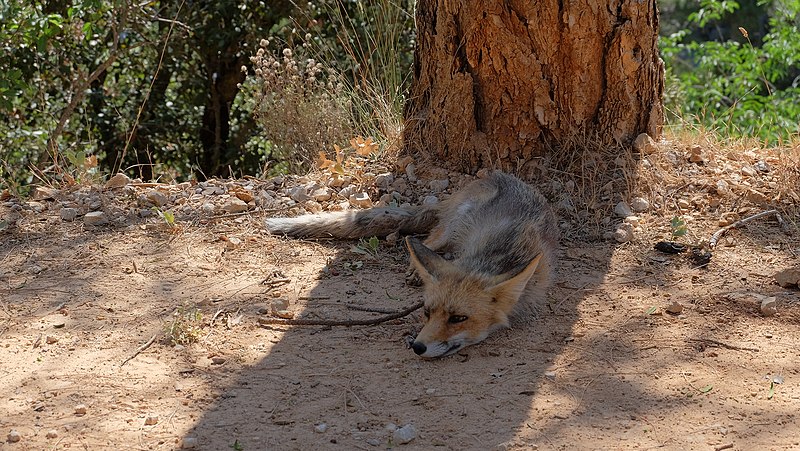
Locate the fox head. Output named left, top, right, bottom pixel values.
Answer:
left=405, top=237, right=542, bottom=358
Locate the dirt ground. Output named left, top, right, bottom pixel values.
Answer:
left=2, top=148, right=800, bottom=450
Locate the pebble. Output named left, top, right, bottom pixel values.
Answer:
left=46, top=429, right=58, bottom=439
left=104, top=173, right=131, bottom=189
left=181, top=437, right=199, bottom=449
left=760, top=297, right=778, bottom=317
left=83, top=211, right=108, bottom=226
left=221, top=198, right=248, bottom=214
left=393, top=424, right=417, bottom=444
left=311, top=188, right=332, bottom=202
left=614, top=201, right=632, bottom=218
left=201, top=202, right=216, bottom=214
left=7, top=430, right=21, bottom=443
left=211, top=356, right=226, bottom=365
left=677, top=198, right=691, bottom=209
left=630, top=197, right=650, bottom=212
left=665, top=301, right=683, bottom=314
left=27, top=201, right=46, bottom=213
left=614, top=223, right=634, bottom=243
left=405, top=163, right=417, bottom=182
left=289, top=186, right=310, bottom=203
left=145, top=190, right=168, bottom=207
left=60, top=207, right=79, bottom=222
left=46, top=335, right=58, bottom=344
left=633, top=133, right=658, bottom=155
left=422, top=195, right=439, bottom=206
left=144, top=414, right=159, bottom=425
left=349, top=192, right=373, bottom=208
left=375, top=172, right=394, bottom=190
left=74, top=404, right=87, bottom=415
left=774, top=268, right=800, bottom=288
left=315, top=423, right=328, bottom=433
left=366, top=438, right=381, bottom=446
left=687, top=145, right=705, bottom=164
left=429, top=179, right=449, bottom=193
left=544, top=371, right=557, bottom=380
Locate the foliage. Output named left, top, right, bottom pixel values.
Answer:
left=660, top=0, right=800, bottom=143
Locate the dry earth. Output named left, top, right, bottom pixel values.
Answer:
left=1, top=144, right=800, bottom=450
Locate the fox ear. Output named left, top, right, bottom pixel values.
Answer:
left=406, top=237, right=448, bottom=283
left=487, top=253, right=543, bottom=304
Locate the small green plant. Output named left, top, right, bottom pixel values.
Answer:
left=353, top=235, right=380, bottom=257
left=230, top=439, right=244, bottom=451
left=151, top=207, right=176, bottom=228
left=163, top=304, right=203, bottom=346
left=670, top=216, right=688, bottom=240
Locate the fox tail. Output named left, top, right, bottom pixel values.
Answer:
left=265, top=205, right=438, bottom=239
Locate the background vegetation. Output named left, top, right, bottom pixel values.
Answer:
left=0, top=0, right=797, bottom=192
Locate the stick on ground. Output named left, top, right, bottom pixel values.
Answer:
left=120, top=334, right=158, bottom=367
left=709, top=209, right=778, bottom=249
left=257, top=302, right=423, bottom=327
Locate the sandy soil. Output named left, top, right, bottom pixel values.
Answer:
left=1, top=164, right=799, bottom=450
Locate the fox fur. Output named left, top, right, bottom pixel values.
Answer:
left=265, top=171, right=559, bottom=358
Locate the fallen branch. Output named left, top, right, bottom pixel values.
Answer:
left=257, top=301, right=423, bottom=327
left=709, top=209, right=778, bottom=249
left=120, top=333, right=158, bottom=367
left=689, top=338, right=759, bottom=352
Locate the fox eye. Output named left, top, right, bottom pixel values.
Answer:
left=448, top=315, right=468, bottom=324
left=423, top=307, right=431, bottom=318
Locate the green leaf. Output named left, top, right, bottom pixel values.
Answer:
left=645, top=306, right=658, bottom=315
left=700, top=385, right=713, bottom=393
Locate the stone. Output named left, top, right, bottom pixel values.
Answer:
left=145, top=190, right=168, bottom=207
left=315, top=423, right=328, bottom=433
left=633, top=133, right=658, bottom=155
left=46, top=430, right=58, bottom=439
left=405, top=163, right=417, bottom=182
left=289, top=186, right=311, bottom=203
left=349, top=192, right=373, bottom=208
left=630, top=197, right=650, bottom=212
left=775, top=268, right=800, bottom=288
left=665, top=302, right=683, bottom=314
left=393, top=424, right=417, bottom=445
left=33, top=186, right=58, bottom=200
left=60, top=207, right=79, bottom=222
left=181, top=437, right=199, bottom=449
left=311, top=188, right=332, bottom=202
left=614, top=223, right=634, bottom=243
left=429, top=179, right=449, bottom=193
left=75, top=404, right=87, bottom=415
left=26, top=201, right=46, bottom=213
left=375, top=172, right=394, bottom=191
left=104, top=173, right=131, bottom=190
left=144, top=414, right=159, bottom=425
left=422, top=195, right=439, bottom=206
left=221, top=198, right=248, bottom=213
left=83, top=211, right=108, bottom=226
left=614, top=201, right=632, bottom=218
left=760, top=297, right=778, bottom=317
left=7, top=430, right=21, bottom=443
left=687, top=145, right=705, bottom=164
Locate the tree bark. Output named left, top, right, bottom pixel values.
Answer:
left=402, top=0, right=664, bottom=174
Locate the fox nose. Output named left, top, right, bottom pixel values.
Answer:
left=411, top=341, right=427, bottom=355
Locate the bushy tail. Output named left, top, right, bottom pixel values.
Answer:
left=265, top=205, right=439, bottom=239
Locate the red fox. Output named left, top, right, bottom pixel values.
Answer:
left=266, top=172, right=559, bottom=358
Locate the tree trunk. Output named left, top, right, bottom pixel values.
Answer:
left=402, top=0, right=664, bottom=174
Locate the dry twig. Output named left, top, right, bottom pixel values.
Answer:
left=257, top=301, right=423, bottom=327
left=709, top=209, right=778, bottom=248
left=121, top=333, right=158, bottom=367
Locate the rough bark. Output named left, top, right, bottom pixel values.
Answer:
left=403, top=0, right=664, bottom=174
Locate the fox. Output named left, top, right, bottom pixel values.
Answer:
left=265, top=171, right=559, bottom=358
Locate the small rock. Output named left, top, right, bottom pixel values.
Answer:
left=422, top=195, right=439, bottom=206
left=33, top=186, right=58, bottom=200
left=45, top=335, right=58, bottom=344
left=145, top=190, right=168, bottom=207
left=543, top=371, right=556, bottom=380
left=7, top=430, right=21, bottom=443
left=289, top=186, right=311, bottom=203
left=366, top=438, right=381, bottom=446
left=665, top=301, right=683, bottom=314
left=274, top=310, right=294, bottom=319
left=760, top=297, right=778, bottom=317
left=311, top=188, right=332, bottom=202
left=304, top=200, right=323, bottom=214
left=83, top=211, right=107, bottom=226
left=201, top=202, right=216, bottom=214
left=390, top=178, right=408, bottom=194
left=144, top=414, right=159, bottom=425
left=614, top=223, right=634, bottom=243
left=774, top=268, right=800, bottom=288
left=74, top=404, right=87, bottom=415
left=60, top=207, right=79, bottom=222
left=396, top=156, right=413, bottom=172
left=211, top=356, right=226, bottom=365
left=630, top=197, right=650, bottom=212
left=338, top=185, right=357, bottom=199
left=405, top=163, right=417, bottom=182
left=393, top=424, right=417, bottom=445
left=740, top=165, right=757, bottom=177
left=375, top=172, right=394, bottom=191
left=224, top=237, right=242, bottom=249
left=677, top=198, right=691, bottom=210
left=46, top=430, right=58, bottom=439
left=315, top=423, right=328, bottom=433
left=181, top=437, right=199, bottom=449
left=633, top=133, right=658, bottom=155
left=104, top=173, right=131, bottom=190
left=27, top=201, right=46, bottom=213
left=233, top=190, right=254, bottom=203
left=687, top=145, right=705, bottom=164
left=614, top=201, right=632, bottom=218
left=754, top=160, right=770, bottom=173
left=429, top=179, right=449, bottom=193
left=349, top=192, right=373, bottom=208
left=221, top=198, right=248, bottom=214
